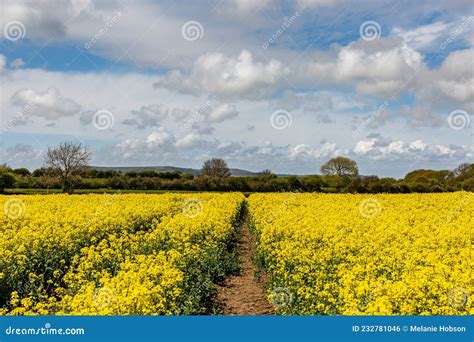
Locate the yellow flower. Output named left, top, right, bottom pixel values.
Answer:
left=248, top=192, right=473, bottom=315
left=0, top=193, right=245, bottom=315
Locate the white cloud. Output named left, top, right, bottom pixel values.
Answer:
left=306, top=39, right=424, bottom=97
left=352, top=135, right=472, bottom=161
left=289, top=142, right=341, bottom=160
left=174, top=132, right=204, bottom=149
left=155, top=50, right=289, bottom=99
left=392, top=22, right=450, bottom=49
left=112, top=128, right=175, bottom=161
left=0, top=0, right=69, bottom=39
left=430, top=48, right=474, bottom=103
left=207, top=103, right=239, bottom=123
left=146, top=127, right=173, bottom=148
left=409, top=139, right=428, bottom=151
left=11, top=87, right=81, bottom=120
left=354, top=139, right=375, bottom=154
left=380, top=140, right=405, bottom=155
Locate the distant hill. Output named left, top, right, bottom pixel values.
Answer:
left=90, top=166, right=260, bottom=177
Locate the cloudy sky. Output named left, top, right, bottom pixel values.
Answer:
left=0, top=0, right=473, bottom=177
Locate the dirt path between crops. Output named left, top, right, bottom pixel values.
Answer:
left=216, top=212, right=274, bottom=315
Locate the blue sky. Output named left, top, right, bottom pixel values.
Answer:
left=0, top=0, right=473, bottom=177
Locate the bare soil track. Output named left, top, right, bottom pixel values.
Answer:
left=217, top=214, right=273, bottom=315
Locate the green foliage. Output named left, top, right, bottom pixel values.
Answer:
left=320, top=157, right=359, bottom=177
left=32, top=167, right=48, bottom=177
left=0, top=168, right=16, bottom=192
left=10, top=163, right=474, bottom=194
left=404, top=169, right=453, bottom=183
left=12, top=168, right=31, bottom=176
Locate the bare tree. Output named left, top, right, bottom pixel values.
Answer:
left=453, top=163, right=474, bottom=180
left=200, top=158, right=231, bottom=178
left=45, top=141, right=91, bottom=193
left=320, top=156, right=359, bottom=177
left=258, top=169, right=273, bottom=176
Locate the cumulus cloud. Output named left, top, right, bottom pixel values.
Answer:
left=0, top=0, right=69, bottom=39
left=146, top=127, right=173, bottom=148
left=306, top=39, right=424, bottom=97
left=112, top=128, right=175, bottom=161
left=289, top=142, right=341, bottom=160
left=206, top=103, right=239, bottom=123
left=11, top=87, right=81, bottom=120
left=408, top=139, right=428, bottom=151
left=154, top=50, right=289, bottom=99
left=352, top=134, right=472, bottom=161
left=175, top=132, right=206, bottom=149
left=429, top=48, right=474, bottom=104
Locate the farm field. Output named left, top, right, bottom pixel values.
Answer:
left=0, top=192, right=472, bottom=316
left=0, top=193, right=245, bottom=315
left=248, top=192, right=473, bottom=315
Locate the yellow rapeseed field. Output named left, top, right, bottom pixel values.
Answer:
left=248, top=192, right=473, bottom=315
left=0, top=193, right=245, bottom=315
left=1, top=192, right=471, bottom=316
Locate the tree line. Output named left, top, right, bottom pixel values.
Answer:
left=0, top=142, right=472, bottom=193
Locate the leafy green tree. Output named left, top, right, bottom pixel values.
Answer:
left=32, top=167, right=49, bottom=177
left=320, top=157, right=359, bottom=177
left=404, top=169, right=453, bottom=183
left=12, top=168, right=31, bottom=176
left=0, top=168, right=16, bottom=193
